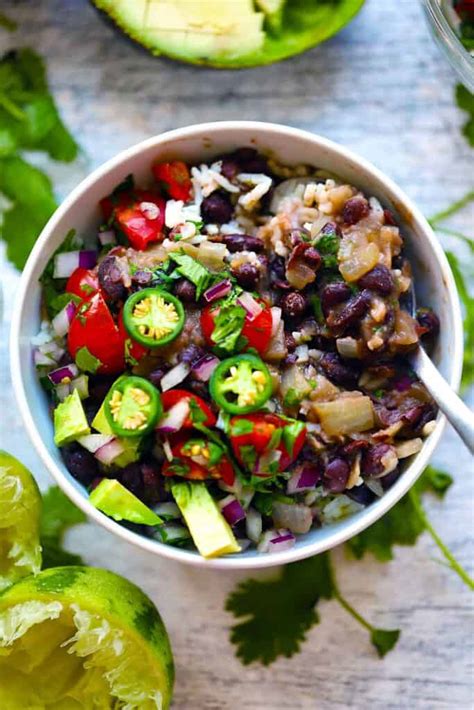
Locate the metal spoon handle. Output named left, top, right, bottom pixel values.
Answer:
left=410, top=347, right=474, bottom=454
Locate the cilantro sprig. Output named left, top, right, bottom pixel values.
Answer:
left=456, top=84, right=474, bottom=147
left=0, top=48, right=79, bottom=269
left=226, top=466, right=473, bottom=666
left=40, top=486, right=86, bottom=568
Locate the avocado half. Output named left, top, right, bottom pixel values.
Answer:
left=91, top=0, right=365, bottom=69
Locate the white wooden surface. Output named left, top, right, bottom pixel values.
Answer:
left=1, top=1, right=473, bottom=708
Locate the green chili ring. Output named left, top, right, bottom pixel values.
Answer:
left=210, top=354, right=273, bottom=415
left=104, top=375, right=163, bottom=437
left=123, top=288, right=185, bottom=348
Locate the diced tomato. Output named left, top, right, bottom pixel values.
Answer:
left=229, top=413, right=306, bottom=473
left=200, top=298, right=273, bottom=356
left=114, top=190, right=165, bottom=251
left=68, top=292, right=126, bottom=375
left=152, top=161, right=192, bottom=201
left=161, top=389, right=216, bottom=429
left=161, top=433, right=235, bottom=486
left=66, top=267, right=99, bottom=300
left=99, top=190, right=131, bottom=222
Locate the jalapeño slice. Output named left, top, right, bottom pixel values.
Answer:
left=123, top=288, right=185, bottom=348
left=104, top=375, right=162, bottom=437
left=210, top=354, right=272, bottom=415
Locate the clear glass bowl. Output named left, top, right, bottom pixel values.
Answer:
left=423, top=0, right=474, bottom=91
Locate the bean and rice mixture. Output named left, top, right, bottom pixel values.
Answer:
left=35, top=147, right=440, bottom=557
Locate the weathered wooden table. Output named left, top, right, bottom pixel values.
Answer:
left=1, top=1, right=473, bottom=707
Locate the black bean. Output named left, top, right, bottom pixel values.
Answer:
left=188, top=379, right=212, bottom=402
left=361, top=444, right=396, bottom=477
left=141, top=460, right=166, bottom=504
left=131, top=270, right=152, bottom=287
left=358, top=265, right=394, bottom=295
left=416, top=308, right=440, bottom=337
left=319, top=352, right=360, bottom=387
left=320, top=221, right=342, bottom=237
left=223, top=233, right=265, bottom=253
left=201, top=191, right=233, bottom=224
left=326, top=290, right=371, bottom=332
left=98, top=256, right=127, bottom=301
left=346, top=484, right=376, bottom=505
left=174, top=277, right=196, bottom=302
left=324, top=458, right=350, bottom=493
left=61, top=444, right=99, bottom=486
left=320, top=282, right=352, bottom=316
left=220, top=159, right=239, bottom=180
left=229, top=147, right=269, bottom=174
left=281, top=291, right=308, bottom=319
left=304, top=247, right=322, bottom=269
left=342, top=196, right=370, bottom=225
left=119, top=463, right=144, bottom=498
left=88, top=375, right=116, bottom=403
left=383, top=209, right=397, bottom=226
left=285, top=332, right=297, bottom=352
left=231, top=263, right=260, bottom=290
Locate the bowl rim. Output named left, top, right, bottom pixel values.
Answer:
left=10, top=120, right=464, bottom=569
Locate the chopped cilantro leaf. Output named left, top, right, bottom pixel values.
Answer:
left=315, top=231, right=340, bottom=269
left=211, top=301, right=246, bottom=355
left=230, top=418, right=254, bottom=436
left=75, top=346, right=102, bottom=374
left=281, top=420, right=305, bottom=458
left=169, top=251, right=211, bottom=298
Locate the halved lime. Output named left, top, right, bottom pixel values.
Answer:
left=0, top=566, right=174, bottom=708
left=0, top=451, right=42, bottom=591
left=90, top=479, right=162, bottom=526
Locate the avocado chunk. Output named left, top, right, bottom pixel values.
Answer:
left=171, top=482, right=240, bottom=559
left=90, top=478, right=162, bottom=526
left=91, top=402, right=141, bottom=468
left=54, top=389, right=90, bottom=447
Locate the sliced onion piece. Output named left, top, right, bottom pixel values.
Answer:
left=246, top=508, right=262, bottom=543
left=256, top=449, right=281, bottom=476
left=270, top=306, right=282, bottom=336
left=203, top=279, right=232, bottom=303
left=98, top=229, right=116, bottom=246
left=192, top=354, right=219, bottom=382
left=34, top=350, right=58, bottom=367
left=153, top=502, right=181, bottom=520
left=237, top=291, right=262, bottom=321
left=160, top=362, right=191, bottom=392
left=287, top=465, right=321, bottom=494
left=218, top=495, right=246, bottom=526
left=272, top=502, right=313, bottom=534
left=94, top=438, right=125, bottom=465
left=71, top=374, right=89, bottom=400
left=55, top=382, right=71, bottom=401
left=156, top=399, right=190, bottom=433
left=235, top=538, right=251, bottom=552
left=79, top=434, right=115, bottom=453
left=52, top=300, right=77, bottom=337
left=54, top=250, right=97, bottom=278
left=268, top=530, right=296, bottom=552
left=48, top=364, right=79, bottom=385
left=162, top=437, right=173, bottom=462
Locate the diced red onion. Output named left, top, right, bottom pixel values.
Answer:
left=218, top=495, right=246, bottom=526
left=36, top=340, right=65, bottom=365
left=34, top=350, right=58, bottom=367
left=365, top=479, right=384, bottom=497
left=79, top=434, right=115, bottom=453
left=203, top=279, right=232, bottom=303
left=79, top=250, right=98, bottom=269
left=246, top=507, right=262, bottom=543
left=192, top=354, right=219, bottom=382
left=268, top=530, right=296, bottom=552
left=218, top=477, right=243, bottom=497
left=273, top=502, right=313, bottom=534
left=162, top=437, right=173, bottom=462
left=71, top=374, right=89, bottom=399
left=156, top=399, right=190, bottom=433
left=295, top=344, right=309, bottom=363
left=55, top=382, right=72, bottom=401
left=139, top=201, right=160, bottom=220
left=256, top=449, right=281, bottom=475
left=160, top=362, right=191, bottom=391
left=237, top=291, right=262, bottom=321
left=94, top=438, right=125, bottom=465
left=270, top=306, right=282, bottom=336
left=98, top=230, right=116, bottom=246
left=48, top=364, right=79, bottom=385
left=287, top=465, right=321, bottom=494
left=54, top=251, right=81, bottom=278
left=52, top=300, right=77, bottom=337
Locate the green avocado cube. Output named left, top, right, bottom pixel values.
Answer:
left=90, top=479, right=162, bottom=526
left=91, top=402, right=141, bottom=468
left=171, top=482, right=241, bottom=559
left=54, top=389, right=90, bottom=447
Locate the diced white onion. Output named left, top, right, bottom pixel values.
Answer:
left=160, top=362, right=191, bottom=392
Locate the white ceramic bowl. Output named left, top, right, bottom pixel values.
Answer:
left=10, top=121, right=463, bottom=569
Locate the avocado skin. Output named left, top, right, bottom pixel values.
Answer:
left=89, top=0, right=366, bottom=70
